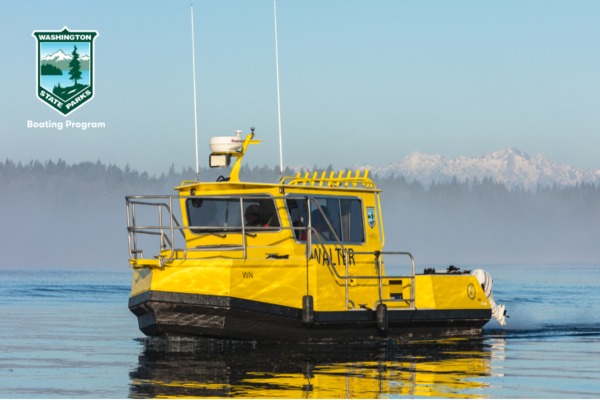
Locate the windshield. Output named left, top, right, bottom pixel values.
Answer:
left=285, top=196, right=364, bottom=243
left=186, top=196, right=280, bottom=233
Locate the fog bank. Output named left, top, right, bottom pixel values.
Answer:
left=1, top=161, right=598, bottom=268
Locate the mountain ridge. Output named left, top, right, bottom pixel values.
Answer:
left=357, top=148, right=600, bottom=190
left=41, top=49, right=90, bottom=62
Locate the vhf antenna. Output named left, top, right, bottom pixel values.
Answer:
left=191, top=3, right=200, bottom=181
left=274, top=0, right=284, bottom=178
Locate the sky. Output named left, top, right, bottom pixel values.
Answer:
left=2, top=0, right=600, bottom=176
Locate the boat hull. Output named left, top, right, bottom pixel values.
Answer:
left=129, top=290, right=491, bottom=342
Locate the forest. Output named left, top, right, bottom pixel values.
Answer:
left=40, top=63, right=63, bottom=75
left=1, top=159, right=598, bottom=268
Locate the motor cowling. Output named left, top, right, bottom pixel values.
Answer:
left=472, top=269, right=507, bottom=326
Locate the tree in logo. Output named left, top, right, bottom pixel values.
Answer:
left=52, top=45, right=85, bottom=99
left=69, top=45, right=82, bottom=85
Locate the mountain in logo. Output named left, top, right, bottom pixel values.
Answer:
left=358, top=148, right=600, bottom=190
left=41, top=49, right=71, bottom=62
left=40, top=48, right=90, bottom=71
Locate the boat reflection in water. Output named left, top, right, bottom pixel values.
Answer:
left=129, top=335, right=506, bottom=398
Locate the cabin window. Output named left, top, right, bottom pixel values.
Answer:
left=186, top=196, right=280, bottom=233
left=285, top=196, right=364, bottom=243
left=286, top=198, right=309, bottom=240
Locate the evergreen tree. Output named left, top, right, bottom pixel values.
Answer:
left=52, top=82, right=62, bottom=96
left=68, top=45, right=82, bottom=85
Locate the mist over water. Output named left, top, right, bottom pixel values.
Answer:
left=380, top=180, right=600, bottom=265
left=1, top=161, right=599, bottom=268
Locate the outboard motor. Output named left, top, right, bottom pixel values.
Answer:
left=472, top=269, right=507, bottom=326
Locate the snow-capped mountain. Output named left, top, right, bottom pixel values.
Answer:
left=41, top=50, right=90, bottom=62
left=41, top=49, right=72, bottom=62
left=359, top=148, right=600, bottom=190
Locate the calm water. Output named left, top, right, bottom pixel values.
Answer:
left=0, top=265, right=599, bottom=398
left=41, top=70, right=90, bottom=92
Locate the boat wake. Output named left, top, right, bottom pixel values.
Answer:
left=486, top=322, right=600, bottom=339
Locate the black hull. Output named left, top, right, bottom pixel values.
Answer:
left=129, top=290, right=491, bottom=342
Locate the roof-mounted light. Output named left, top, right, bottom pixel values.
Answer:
left=209, top=153, right=231, bottom=168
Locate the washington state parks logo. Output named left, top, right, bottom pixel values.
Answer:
left=32, top=27, right=98, bottom=115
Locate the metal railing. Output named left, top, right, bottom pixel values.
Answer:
left=126, top=194, right=282, bottom=264
left=126, top=196, right=183, bottom=261
left=305, top=200, right=415, bottom=310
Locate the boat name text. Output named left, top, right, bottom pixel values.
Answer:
left=312, top=247, right=355, bottom=267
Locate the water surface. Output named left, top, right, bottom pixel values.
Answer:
left=0, top=265, right=599, bottom=398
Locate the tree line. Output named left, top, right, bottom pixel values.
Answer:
left=1, top=159, right=598, bottom=267
left=2, top=158, right=597, bottom=198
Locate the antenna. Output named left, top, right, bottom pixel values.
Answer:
left=190, top=3, right=200, bottom=181
left=273, top=0, right=284, bottom=178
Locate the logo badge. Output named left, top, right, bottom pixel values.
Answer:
left=32, top=27, right=98, bottom=115
left=367, top=207, right=376, bottom=228
left=467, top=283, right=476, bottom=300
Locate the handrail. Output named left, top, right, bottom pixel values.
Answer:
left=310, top=236, right=416, bottom=309
left=304, top=196, right=415, bottom=309
left=126, top=194, right=287, bottom=263
left=280, top=169, right=377, bottom=189
left=126, top=196, right=185, bottom=260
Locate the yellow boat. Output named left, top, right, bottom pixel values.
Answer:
left=126, top=129, right=506, bottom=341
